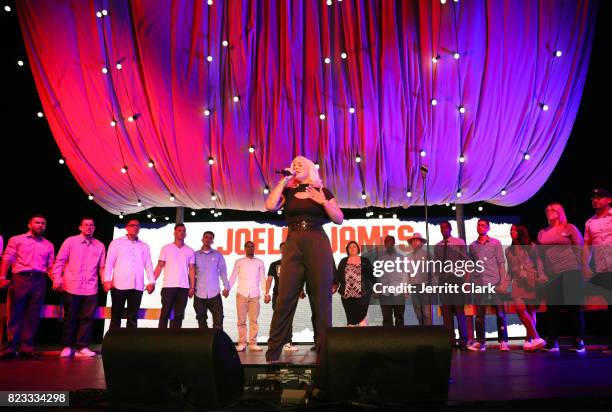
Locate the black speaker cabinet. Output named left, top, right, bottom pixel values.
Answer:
left=317, top=326, right=451, bottom=403
left=102, top=328, right=243, bottom=409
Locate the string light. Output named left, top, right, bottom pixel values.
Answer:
left=120, top=166, right=128, bottom=174
left=96, top=11, right=102, bottom=18
left=315, top=162, right=320, bottom=169
left=501, top=189, right=507, bottom=196
left=478, top=205, right=484, bottom=212
left=340, top=52, right=347, bottom=59
left=349, top=107, right=356, bottom=114
left=233, top=96, right=240, bottom=102
left=102, top=67, right=108, bottom=74
left=191, top=211, right=196, bottom=216
left=169, top=193, right=175, bottom=201
left=211, top=193, right=217, bottom=201
left=119, top=213, right=124, bottom=219
left=218, top=211, right=223, bottom=216
left=459, top=155, right=465, bottom=163
left=324, top=57, right=331, bottom=64
left=355, top=154, right=361, bottom=163
left=431, top=99, right=438, bottom=106
left=210, top=209, right=215, bottom=214
left=452, top=205, right=457, bottom=211
left=541, top=103, right=549, bottom=111
left=88, top=193, right=94, bottom=200
left=101, top=9, right=108, bottom=16
left=453, top=52, right=460, bottom=60
left=459, top=106, right=466, bottom=114
left=456, top=191, right=462, bottom=198
left=361, top=191, right=366, bottom=200
left=432, top=55, right=440, bottom=63
left=420, top=150, right=426, bottom=157
left=555, top=50, right=562, bottom=57
left=4, top=5, right=11, bottom=12
left=523, top=153, right=531, bottom=160
left=326, top=0, right=332, bottom=5
left=406, top=190, right=412, bottom=197
left=152, top=217, right=157, bottom=222
left=277, top=209, right=282, bottom=215
left=147, top=160, right=154, bottom=168
left=116, top=62, right=122, bottom=70
left=378, top=214, right=383, bottom=219
left=441, top=0, right=447, bottom=4
left=208, top=157, right=215, bottom=165
left=222, top=40, right=229, bottom=47
left=207, top=0, right=213, bottom=5
left=445, top=203, right=450, bottom=207
left=319, top=113, right=326, bottom=120
left=110, top=120, right=117, bottom=127
left=137, top=199, right=142, bottom=207
left=165, top=216, right=170, bottom=221
left=393, top=213, right=398, bottom=219
left=17, top=60, right=24, bottom=67
left=58, top=158, right=65, bottom=165
left=207, top=55, right=213, bottom=62
left=204, top=109, right=211, bottom=116
left=263, top=186, right=270, bottom=194
left=127, top=116, right=134, bottom=122
left=147, top=213, right=152, bottom=218
left=249, top=145, right=255, bottom=153
left=37, top=112, right=43, bottom=118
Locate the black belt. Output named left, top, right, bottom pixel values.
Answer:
left=288, top=220, right=322, bottom=232
left=16, top=271, right=46, bottom=276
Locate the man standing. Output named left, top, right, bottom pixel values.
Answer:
left=407, top=233, right=433, bottom=326
left=265, top=242, right=301, bottom=351
left=583, top=188, right=612, bottom=351
left=228, top=241, right=266, bottom=352
left=193, top=231, right=229, bottom=329
left=154, top=224, right=195, bottom=329
left=0, top=215, right=54, bottom=359
left=378, top=236, right=406, bottom=327
left=104, top=218, right=155, bottom=329
left=52, top=217, right=106, bottom=357
left=468, top=219, right=510, bottom=352
left=434, top=221, right=469, bottom=350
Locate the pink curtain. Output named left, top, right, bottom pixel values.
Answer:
left=17, top=0, right=596, bottom=214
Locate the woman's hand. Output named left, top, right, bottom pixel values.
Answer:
left=305, top=185, right=326, bottom=205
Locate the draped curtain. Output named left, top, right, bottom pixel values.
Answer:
left=17, top=0, right=596, bottom=214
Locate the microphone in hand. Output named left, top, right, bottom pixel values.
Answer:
left=275, top=169, right=295, bottom=177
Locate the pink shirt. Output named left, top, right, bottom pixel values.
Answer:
left=52, top=235, right=106, bottom=296
left=104, top=236, right=155, bottom=291
left=2, top=233, right=54, bottom=274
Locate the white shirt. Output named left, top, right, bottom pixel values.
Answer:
left=104, top=236, right=155, bottom=291
left=228, top=256, right=266, bottom=298
left=585, top=209, right=612, bottom=273
left=158, top=243, right=195, bottom=288
left=194, top=249, right=229, bottom=299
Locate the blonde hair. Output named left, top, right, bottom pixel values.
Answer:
left=545, top=202, right=568, bottom=225
left=289, top=156, right=322, bottom=188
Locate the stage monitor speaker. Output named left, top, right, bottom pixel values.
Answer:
left=317, top=326, right=451, bottom=404
left=102, top=328, right=243, bottom=409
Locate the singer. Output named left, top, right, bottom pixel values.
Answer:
left=265, top=156, right=343, bottom=362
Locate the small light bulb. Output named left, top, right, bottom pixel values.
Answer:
left=524, top=153, right=530, bottom=160
left=452, top=205, right=457, bottom=211
left=459, top=155, right=465, bottom=163
left=88, top=193, right=94, bottom=200
left=206, top=55, right=213, bottom=62
left=204, top=109, right=211, bottom=116
left=361, top=191, right=366, bottom=200
left=233, top=96, right=239, bottom=102
left=340, top=52, right=347, bottom=59
left=207, top=0, right=213, bottom=5
left=277, top=210, right=282, bottom=215
left=211, top=193, right=217, bottom=201
left=137, top=199, right=142, bottom=206
left=4, top=5, right=12, bottom=12
left=406, top=191, right=412, bottom=197
left=542, top=104, right=549, bottom=111
left=218, top=211, right=222, bottom=216
left=441, top=0, right=447, bottom=4
left=445, top=203, right=450, bottom=207
left=459, top=106, right=466, bottom=114
left=432, top=55, right=439, bottom=63
left=127, top=116, right=134, bottom=122
left=96, top=11, right=102, bottom=18
left=147, top=160, right=154, bottom=168
left=222, top=40, right=229, bottom=47
left=420, top=150, right=426, bottom=157
left=478, top=206, right=483, bottom=212
left=169, top=194, right=175, bottom=201
left=208, top=157, right=214, bottom=165
left=393, top=214, right=397, bottom=219
left=379, top=214, right=383, bottom=219
left=355, top=154, right=361, bottom=163
left=456, top=191, right=462, bottom=198
left=147, top=213, right=152, bottom=218
left=165, top=216, right=170, bottom=221
left=327, top=0, right=332, bottom=5
left=110, top=120, right=117, bottom=127
left=501, top=189, right=507, bottom=196
left=191, top=211, right=196, bottom=216
left=37, top=112, right=43, bottom=118
left=431, top=99, right=438, bottom=106
left=210, top=209, right=215, bottom=214
left=555, top=50, right=562, bottom=57
left=315, top=162, right=320, bottom=169
left=119, top=213, right=124, bottom=219
left=249, top=145, right=255, bottom=153
left=152, top=218, right=157, bottom=222
left=102, top=67, right=108, bottom=74
left=349, top=107, right=356, bottom=114
left=121, top=166, right=127, bottom=174
left=116, top=63, right=122, bottom=70
left=324, top=57, right=331, bottom=64
left=319, top=113, right=326, bottom=120
left=453, top=52, right=460, bottom=59
left=101, top=9, right=108, bottom=16
left=17, top=60, right=24, bottom=66
left=214, top=213, right=219, bottom=217
left=263, top=187, right=270, bottom=194
left=58, top=158, right=65, bottom=165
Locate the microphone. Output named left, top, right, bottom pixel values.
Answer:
left=275, top=169, right=295, bottom=177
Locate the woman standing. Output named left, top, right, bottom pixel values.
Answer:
left=537, top=203, right=586, bottom=353
left=264, top=156, right=343, bottom=362
left=336, top=241, right=375, bottom=326
left=506, top=224, right=546, bottom=351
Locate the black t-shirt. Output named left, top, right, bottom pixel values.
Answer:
left=282, top=184, right=334, bottom=225
left=267, top=259, right=281, bottom=297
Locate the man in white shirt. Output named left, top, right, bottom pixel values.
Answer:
left=104, top=219, right=155, bottom=329
left=194, top=231, right=229, bottom=330
left=154, top=224, right=195, bottom=329
left=228, top=241, right=266, bottom=352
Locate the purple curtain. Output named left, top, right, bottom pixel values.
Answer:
left=17, top=0, right=596, bottom=214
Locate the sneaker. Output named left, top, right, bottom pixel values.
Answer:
left=468, top=342, right=486, bottom=352
left=541, top=341, right=559, bottom=353
left=523, top=340, right=533, bottom=351
left=569, top=340, right=586, bottom=353
left=60, top=347, right=73, bottom=358
left=249, top=344, right=263, bottom=352
left=283, top=343, right=299, bottom=352
left=75, top=348, right=96, bottom=357
left=499, top=342, right=510, bottom=352
left=235, top=344, right=246, bottom=352
left=530, top=338, right=547, bottom=351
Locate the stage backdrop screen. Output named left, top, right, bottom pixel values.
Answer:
left=106, top=217, right=524, bottom=342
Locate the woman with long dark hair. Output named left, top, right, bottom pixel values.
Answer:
left=537, top=203, right=585, bottom=353
left=506, top=224, right=546, bottom=351
left=335, top=241, right=375, bottom=326
left=264, top=156, right=343, bottom=362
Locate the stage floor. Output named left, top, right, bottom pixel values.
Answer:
left=1, top=341, right=612, bottom=406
